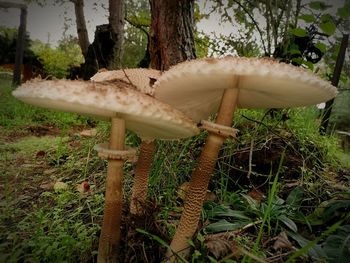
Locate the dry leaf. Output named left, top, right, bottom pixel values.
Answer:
left=273, top=231, right=293, bottom=250
left=206, top=238, right=232, bottom=259
left=79, top=128, right=97, bottom=137
left=40, top=182, right=55, bottom=190
left=247, top=189, right=265, bottom=203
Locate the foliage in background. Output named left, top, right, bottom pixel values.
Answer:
left=0, top=77, right=89, bottom=129
left=122, top=0, right=150, bottom=67
left=330, top=83, right=350, bottom=131
left=0, top=27, right=38, bottom=65
left=202, top=0, right=349, bottom=64
left=31, top=36, right=84, bottom=78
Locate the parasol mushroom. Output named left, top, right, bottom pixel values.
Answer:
left=12, top=78, right=199, bottom=262
left=91, top=68, right=162, bottom=216
left=153, top=56, right=337, bottom=260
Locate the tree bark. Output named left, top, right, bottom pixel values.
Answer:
left=13, top=6, right=27, bottom=86
left=108, top=0, right=124, bottom=69
left=71, top=0, right=90, bottom=58
left=149, top=0, right=196, bottom=71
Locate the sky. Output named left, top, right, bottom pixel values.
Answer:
left=0, top=0, right=346, bottom=47
left=0, top=0, right=109, bottom=45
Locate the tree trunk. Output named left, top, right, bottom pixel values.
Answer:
left=149, top=0, right=196, bottom=71
left=108, top=0, right=124, bottom=69
left=13, top=6, right=27, bottom=86
left=319, top=34, right=349, bottom=134
left=71, top=0, right=90, bottom=58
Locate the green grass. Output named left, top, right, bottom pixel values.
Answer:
left=1, top=76, right=350, bottom=262
left=0, top=78, right=92, bottom=130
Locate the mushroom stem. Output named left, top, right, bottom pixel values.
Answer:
left=167, top=79, right=240, bottom=260
left=130, top=140, right=156, bottom=215
left=98, top=117, right=125, bottom=263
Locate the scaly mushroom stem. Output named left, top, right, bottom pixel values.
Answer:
left=98, top=117, right=125, bottom=263
left=130, top=140, right=156, bottom=215
left=167, top=79, right=240, bottom=261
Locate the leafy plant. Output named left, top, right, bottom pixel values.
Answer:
left=323, top=225, right=350, bottom=263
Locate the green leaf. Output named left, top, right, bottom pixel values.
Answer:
left=307, top=199, right=350, bottom=225
left=136, top=228, right=169, bottom=247
left=204, top=203, right=250, bottom=220
left=290, top=28, right=308, bottom=37
left=303, top=61, right=314, bottom=70
left=287, top=231, right=327, bottom=260
left=241, top=194, right=260, bottom=212
left=337, top=3, right=350, bottom=19
left=203, top=219, right=246, bottom=233
left=309, top=1, right=330, bottom=10
left=291, top=57, right=304, bottom=65
left=299, top=14, right=316, bottom=23
left=320, top=21, right=336, bottom=36
left=324, top=225, right=350, bottom=262
left=286, top=187, right=304, bottom=207
left=320, top=14, right=333, bottom=23
left=315, top=42, right=327, bottom=53
left=279, top=215, right=298, bottom=232
left=290, top=49, right=301, bottom=55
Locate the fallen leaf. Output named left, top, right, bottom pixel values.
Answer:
left=79, top=128, right=97, bottom=137
left=206, top=238, right=231, bottom=259
left=247, top=189, right=265, bottom=203
left=273, top=231, right=293, bottom=250
left=205, top=237, right=243, bottom=260
left=40, top=182, right=55, bottom=190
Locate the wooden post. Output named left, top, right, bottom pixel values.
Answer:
left=13, top=6, right=27, bottom=86
left=0, top=2, right=28, bottom=86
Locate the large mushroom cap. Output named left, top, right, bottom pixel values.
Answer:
left=91, top=68, right=161, bottom=96
left=154, top=56, right=337, bottom=122
left=12, top=79, right=199, bottom=140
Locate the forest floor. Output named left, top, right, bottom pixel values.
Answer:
left=1, top=76, right=350, bottom=262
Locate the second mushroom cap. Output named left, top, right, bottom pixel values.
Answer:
left=153, top=56, right=337, bottom=122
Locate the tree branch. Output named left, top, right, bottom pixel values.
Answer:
left=0, top=1, right=26, bottom=10
left=232, top=0, right=268, bottom=55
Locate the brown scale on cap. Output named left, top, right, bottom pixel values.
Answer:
left=91, top=68, right=161, bottom=96
left=13, top=79, right=199, bottom=140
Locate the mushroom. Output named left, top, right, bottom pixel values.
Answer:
left=91, top=68, right=162, bottom=216
left=153, top=56, right=337, bottom=260
left=12, top=78, right=199, bottom=261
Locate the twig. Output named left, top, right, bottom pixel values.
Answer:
left=121, top=68, right=135, bottom=87
left=247, top=138, right=254, bottom=178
